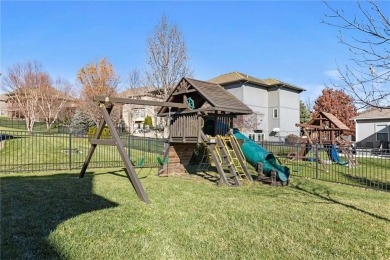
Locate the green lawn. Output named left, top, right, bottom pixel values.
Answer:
left=1, top=169, right=389, bottom=259
left=0, top=132, right=162, bottom=172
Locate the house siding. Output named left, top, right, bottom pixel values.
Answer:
left=356, top=118, right=390, bottom=148
left=223, top=81, right=302, bottom=141
left=279, top=87, right=301, bottom=138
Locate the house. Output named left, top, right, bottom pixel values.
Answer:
left=121, top=87, right=165, bottom=134
left=353, top=108, right=390, bottom=148
left=209, top=72, right=305, bottom=141
left=4, top=89, right=78, bottom=122
left=0, top=94, right=7, bottom=117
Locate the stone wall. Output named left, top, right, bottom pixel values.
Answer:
left=167, top=143, right=196, bottom=175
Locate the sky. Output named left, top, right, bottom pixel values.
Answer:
left=2, top=0, right=387, bottom=101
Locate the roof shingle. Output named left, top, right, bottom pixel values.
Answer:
left=353, top=108, right=390, bottom=120
left=209, top=71, right=305, bottom=92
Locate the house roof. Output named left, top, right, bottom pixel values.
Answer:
left=158, top=77, right=253, bottom=115
left=353, top=108, right=390, bottom=120
left=0, top=94, right=7, bottom=102
left=208, top=71, right=305, bottom=92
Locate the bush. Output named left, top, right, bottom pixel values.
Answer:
left=285, top=134, right=300, bottom=144
left=88, top=126, right=111, bottom=139
left=144, top=115, right=153, bottom=129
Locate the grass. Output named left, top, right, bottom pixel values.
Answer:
left=0, top=118, right=59, bottom=132
left=0, top=131, right=163, bottom=172
left=1, top=169, right=389, bottom=259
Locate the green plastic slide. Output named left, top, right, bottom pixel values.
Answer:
left=233, top=129, right=290, bottom=182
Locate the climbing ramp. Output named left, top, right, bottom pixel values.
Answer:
left=205, top=134, right=252, bottom=186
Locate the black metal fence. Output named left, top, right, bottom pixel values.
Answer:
left=259, top=141, right=389, bottom=192
left=0, top=130, right=165, bottom=173
left=1, top=130, right=389, bottom=192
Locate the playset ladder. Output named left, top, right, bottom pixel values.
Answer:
left=220, top=135, right=253, bottom=181
left=207, top=136, right=240, bottom=186
left=341, top=147, right=358, bottom=167
left=197, top=144, right=211, bottom=172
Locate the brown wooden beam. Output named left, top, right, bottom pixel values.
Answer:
left=79, top=106, right=113, bottom=178
left=93, top=96, right=188, bottom=108
left=90, top=139, right=116, bottom=145
left=172, top=89, right=197, bottom=96
left=100, top=104, right=150, bottom=203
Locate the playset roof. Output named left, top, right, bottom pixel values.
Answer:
left=158, top=77, right=253, bottom=116
left=307, top=111, right=350, bottom=130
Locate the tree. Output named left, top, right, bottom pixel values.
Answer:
left=77, top=58, right=120, bottom=126
left=300, top=100, right=312, bottom=124
left=37, top=77, right=74, bottom=129
left=70, top=110, right=95, bottom=134
left=127, top=68, right=143, bottom=91
left=145, top=15, right=193, bottom=99
left=144, top=115, right=153, bottom=129
left=2, top=61, right=50, bottom=133
left=322, top=0, right=390, bottom=109
left=314, top=88, right=358, bottom=131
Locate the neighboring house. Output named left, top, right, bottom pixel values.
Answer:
left=0, top=94, right=7, bottom=116
left=209, top=72, right=305, bottom=141
left=121, top=87, right=164, bottom=134
left=353, top=108, right=390, bottom=148
left=4, top=89, right=78, bottom=122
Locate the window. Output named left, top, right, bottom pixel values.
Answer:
left=376, top=124, right=389, bottom=141
left=273, top=108, right=278, bottom=119
left=133, top=108, right=145, bottom=119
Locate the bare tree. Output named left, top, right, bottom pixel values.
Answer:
left=322, top=0, right=390, bottom=109
left=38, top=77, right=74, bottom=129
left=145, top=14, right=193, bottom=100
left=77, top=58, right=121, bottom=126
left=234, top=114, right=258, bottom=133
left=2, top=61, right=50, bottom=133
left=127, top=68, right=143, bottom=92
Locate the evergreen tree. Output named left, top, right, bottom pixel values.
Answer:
left=70, top=110, right=95, bottom=134
left=144, top=115, right=153, bottom=129
left=300, top=100, right=312, bottom=124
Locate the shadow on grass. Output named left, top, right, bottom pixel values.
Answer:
left=336, top=171, right=390, bottom=192
left=0, top=172, right=118, bottom=259
left=186, top=165, right=220, bottom=184
left=94, top=168, right=154, bottom=179
left=292, top=180, right=390, bottom=222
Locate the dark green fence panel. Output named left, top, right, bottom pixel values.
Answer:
left=259, top=141, right=389, bottom=192
left=0, top=130, right=165, bottom=173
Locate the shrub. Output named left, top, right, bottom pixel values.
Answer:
left=88, top=126, right=111, bottom=139
left=144, top=115, right=153, bottom=129
left=285, top=134, right=300, bottom=144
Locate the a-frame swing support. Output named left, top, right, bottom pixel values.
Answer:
left=79, top=96, right=188, bottom=204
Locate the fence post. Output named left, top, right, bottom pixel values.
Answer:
left=69, top=132, right=72, bottom=170
left=315, top=143, right=319, bottom=179
left=127, top=135, right=131, bottom=157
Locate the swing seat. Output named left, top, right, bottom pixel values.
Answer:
left=157, top=156, right=168, bottom=165
left=131, top=157, right=145, bottom=167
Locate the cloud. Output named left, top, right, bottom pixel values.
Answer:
left=324, top=69, right=342, bottom=81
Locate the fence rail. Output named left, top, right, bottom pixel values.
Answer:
left=259, top=141, right=389, bottom=192
left=1, top=130, right=389, bottom=192
left=0, top=130, right=165, bottom=173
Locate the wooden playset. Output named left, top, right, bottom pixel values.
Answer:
left=80, top=78, right=261, bottom=203
left=291, top=111, right=357, bottom=167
